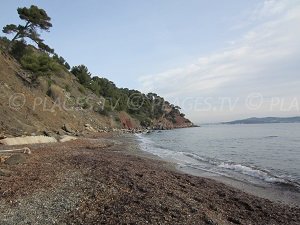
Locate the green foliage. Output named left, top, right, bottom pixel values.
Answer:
left=17, top=5, right=52, bottom=29
left=65, top=84, right=71, bottom=92
left=38, top=42, right=54, bottom=54
left=139, top=116, right=152, bottom=127
left=78, top=86, right=85, bottom=94
left=9, top=39, right=27, bottom=61
left=82, top=72, right=185, bottom=126
left=79, top=98, right=90, bottom=109
left=64, top=62, right=71, bottom=70
left=2, top=5, right=53, bottom=53
left=47, top=79, right=53, bottom=88
left=0, top=36, right=10, bottom=51
left=71, top=65, right=91, bottom=86
left=20, top=51, right=61, bottom=76
left=53, top=53, right=71, bottom=70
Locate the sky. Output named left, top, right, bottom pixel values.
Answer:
left=1, top=0, right=300, bottom=123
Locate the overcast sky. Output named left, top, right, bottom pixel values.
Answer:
left=1, top=0, right=300, bottom=123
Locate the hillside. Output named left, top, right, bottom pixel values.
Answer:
left=224, top=117, right=300, bottom=124
left=0, top=42, right=193, bottom=137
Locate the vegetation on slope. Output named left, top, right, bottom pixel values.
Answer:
left=0, top=5, right=193, bottom=130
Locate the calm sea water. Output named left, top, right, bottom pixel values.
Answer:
left=136, top=123, right=300, bottom=190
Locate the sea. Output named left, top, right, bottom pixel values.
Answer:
left=135, top=123, right=300, bottom=205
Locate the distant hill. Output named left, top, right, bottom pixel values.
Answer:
left=223, top=117, right=300, bottom=124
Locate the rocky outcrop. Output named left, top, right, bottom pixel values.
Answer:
left=152, top=117, right=194, bottom=130
left=118, top=111, right=140, bottom=130
left=62, top=124, right=75, bottom=134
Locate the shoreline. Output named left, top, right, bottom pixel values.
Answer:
left=127, top=133, right=300, bottom=207
left=0, top=133, right=299, bottom=224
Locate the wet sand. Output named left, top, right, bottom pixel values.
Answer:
left=0, top=133, right=299, bottom=224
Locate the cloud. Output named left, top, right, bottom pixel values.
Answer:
left=138, top=0, right=300, bottom=122
left=252, top=0, right=291, bottom=19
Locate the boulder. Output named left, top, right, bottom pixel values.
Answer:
left=43, top=130, right=52, bottom=137
left=43, top=130, right=59, bottom=139
left=62, top=124, right=75, bottom=133
left=5, top=154, right=26, bottom=165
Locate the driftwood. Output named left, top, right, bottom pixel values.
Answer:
left=0, top=147, right=31, bottom=154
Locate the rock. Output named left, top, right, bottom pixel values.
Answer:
left=204, top=215, right=218, bottom=225
left=0, top=169, right=11, bottom=177
left=62, top=124, right=74, bottom=133
left=190, top=207, right=198, bottom=213
left=4, top=154, right=26, bottom=165
left=227, top=217, right=241, bottom=224
left=56, top=130, right=66, bottom=136
left=59, top=135, right=77, bottom=143
left=0, top=133, right=6, bottom=140
left=44, top=130, right=59, bottom=139
left=84, top=124, right=97, bottom=132
left=43, top=130, right=52, bottom=136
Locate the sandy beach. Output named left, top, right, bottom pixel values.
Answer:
left=0, top=133, right=300, bottom=225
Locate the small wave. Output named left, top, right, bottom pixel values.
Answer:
left=182, top=152, right=219, bottom=165
left=135, top=133, right=300, bottom=190
left=218, top=163, right=289, bottom=184
left=264, top=135, right=279, bottom=138
left=182, top=152, right=207, bottom=162
left=135, top=133, right=154, bottom=144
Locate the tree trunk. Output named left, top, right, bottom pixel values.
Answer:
left=7, top=21, right=30, bottom=51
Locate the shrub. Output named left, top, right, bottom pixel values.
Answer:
left=9, top=39, right=27, bottom=61
left=65, top=84, right=71, bottom=92
left=78, top=86, right=85, bottom=94
left=79, top=98, right=90, bottom=109
left=20, top=51, right=61, bottom=76
left=0, top=36, right=10, bottom=52
left=71, top=65, right=91, bottom=86
left=47, top=79, right=53, bottom=88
